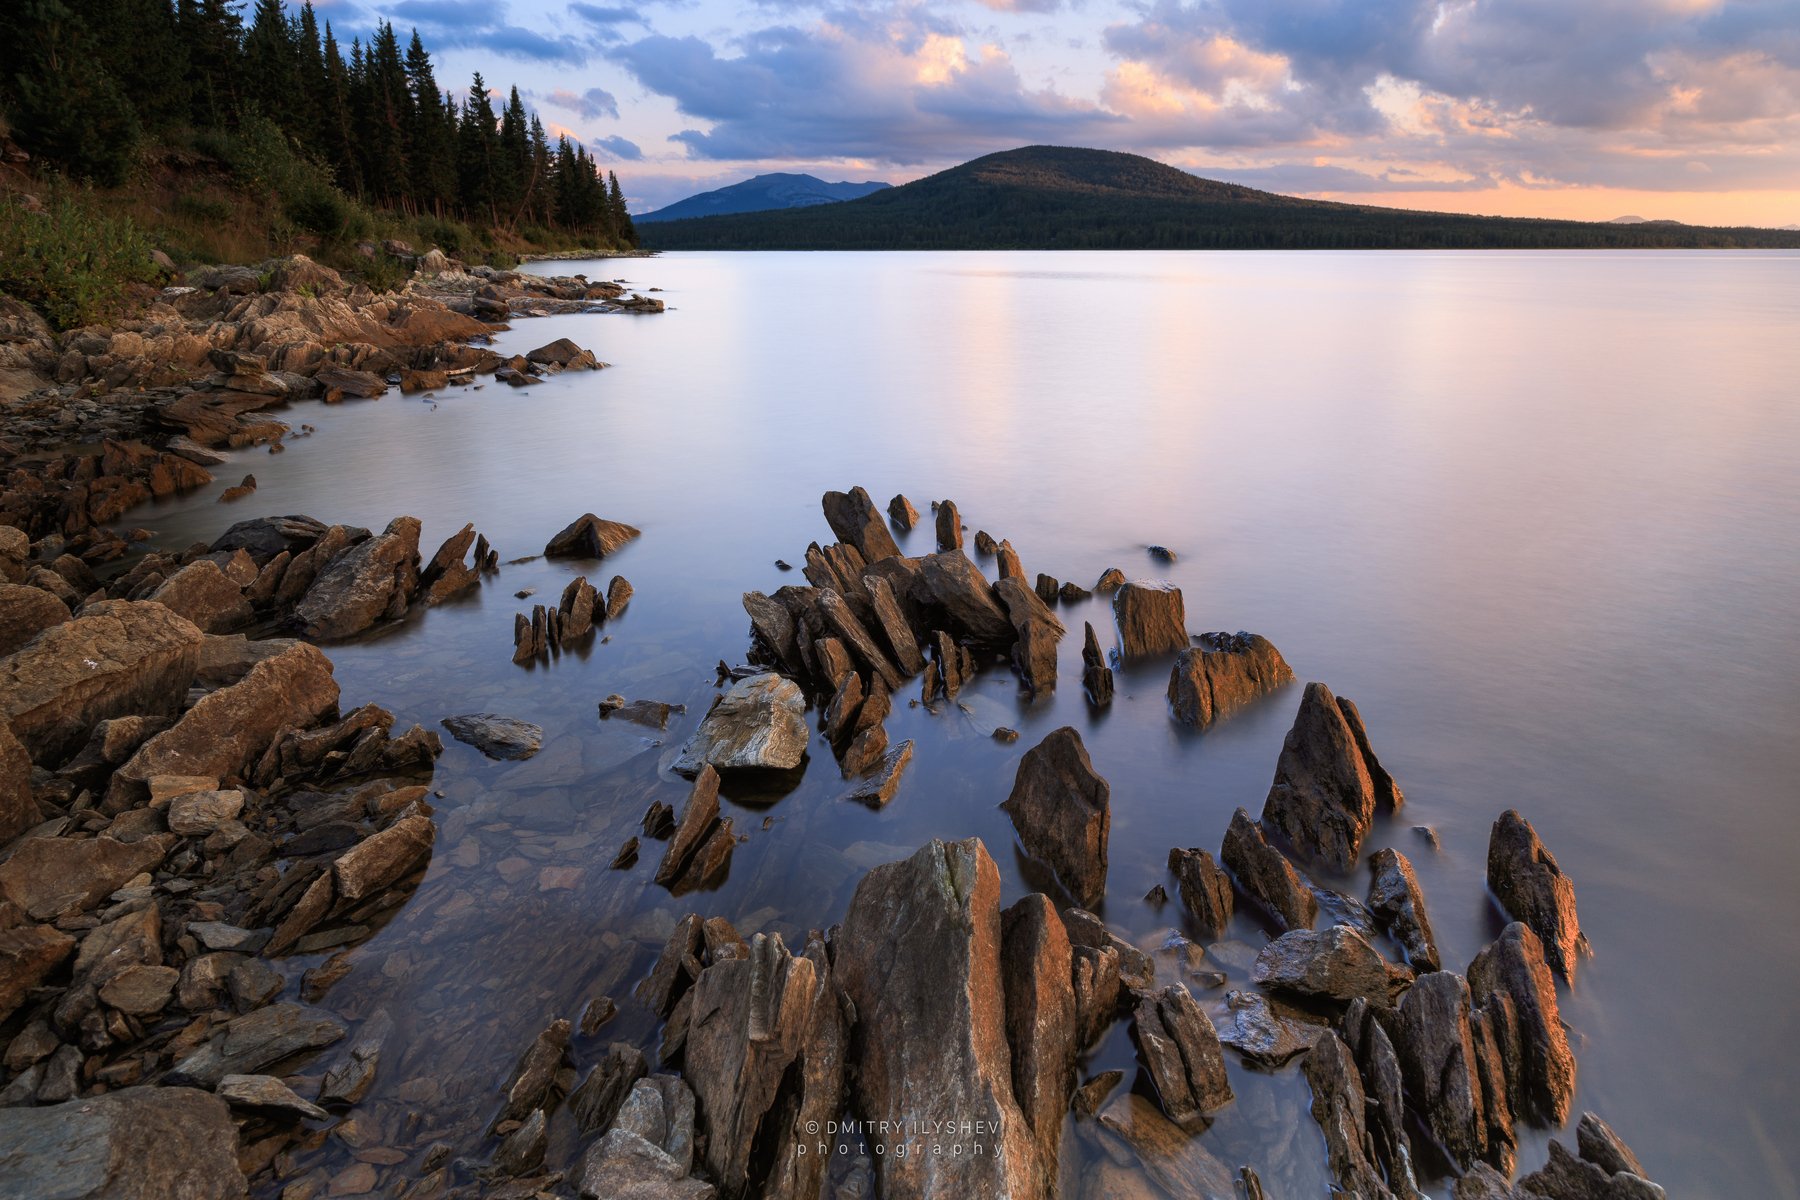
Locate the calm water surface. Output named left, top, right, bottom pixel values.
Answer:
left=140, top=251, right=1800, bottom=1197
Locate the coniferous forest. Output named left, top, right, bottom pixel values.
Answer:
left=0, top=0, right=637, bottom=279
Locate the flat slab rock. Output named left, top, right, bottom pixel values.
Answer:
left=0, top=1085, right=247, bottom=1199
left=672, top=673, right=807, bottom=775
left=441, top=713, right=544, bottom=760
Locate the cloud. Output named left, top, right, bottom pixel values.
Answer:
left=546, top=86, right=622, bottom=120
left=379, top=0, right=592, bottom=64
left=610, top=7, right=1120, bottom=163
left=593, top=134, right=645, bottom=160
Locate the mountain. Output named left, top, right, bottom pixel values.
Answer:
left=1609, top=215, right=1649, bottom=224
left=636, top=173, right=891, bottom=223
left=640, top=146, right=1800, bottom=251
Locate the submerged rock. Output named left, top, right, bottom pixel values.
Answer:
left=440, top=713, right=543, bottom=760
left=1167, top=632, right=1293, bottom=727
left=672, top=673, right=808, bottom=774
left=544, top=513, right=641, bottom=558
left=1261, top=682, right=1402, bottom=871
left=1000, top=726, right=1111, bottom=908
left=1486, top=810, right=1588, bottom=981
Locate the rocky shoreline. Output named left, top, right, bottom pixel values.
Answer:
left=0, top=258, right=1666, bottom=1199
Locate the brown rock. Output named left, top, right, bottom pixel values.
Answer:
left=0, top=1085, right=247, bottom=1199
left=1486, top=810, right=1588, bottom=981
left=1368, top=847, right=1440, bottom=971
left=606, top=574, right=633, bottom=620
left=1000, top=726, right=1110, bottom=908
left=1081, top=620, right=1114, bottom=706
left=833, top=838, right=1041, bottom=1198
left=1394, top=971, right=1497, bottom=1171
left=334, top=814, right=434, bottom=902
left=1000, top=894, right=1077, bottom=1187
left=1167, top=632, right=1293, bottom=727
left=934, top=499, right=963, bottom=550
left=1467, top=922, right=1575, bottom=1127
left=545, top=513, right=641, bottom=558
left=0, top=835, right=171, bottom=917
left=295, top=515, right=421, bottom=639
left=1250, top=924, right=1413, bottom=1006
left=1112, top=580, right=1187, bottom=658
left=888, top=494, right=919, bottom=529
left=0, top=599, right=205, bottom=763
left=822, top=487, right=902, bottom=563
left=1, top=720, right=39, bottom=844
left=655, top=766, right=732, bottom=891
left=917, top=550, right=1013, bottom=644
left=113, top=642, right=339, bottom=803
left=1304, top=1030, right=1397, bottom=1199
left=864, top=574, right=925, bottom=676
left=841, top=738, right=912, bottom=809
left=1261, top=682, right=1399, bottom=871
left=0, top=582, right=69, bottom=655
left=496, top=1017, right=571, bottom=1123
left=1132, top=984, right=1233, bottom=1130
left=1167, top=846, right=1233, bottom=937
left=1220, top=807, right=1318, bottom=932
left=0, top=923, right=76, bottom=1022
left=818, top=588, right=902, bottom=690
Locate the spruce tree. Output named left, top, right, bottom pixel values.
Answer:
left=457, top=72, right=499, bottom=223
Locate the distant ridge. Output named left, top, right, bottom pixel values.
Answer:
left=636, top=173, right=891, bottom=223
left=640, top=146, right=1800, bottom=251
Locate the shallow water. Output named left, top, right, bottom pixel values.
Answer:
left=137, top=250, right=1800, bottom=1196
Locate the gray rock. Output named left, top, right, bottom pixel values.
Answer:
left=295, top=515, right=421, bottom=639
left=1304, top=1030, right=1397, bottom=1199
left=1215, top=989, right=1321, bottom=1066
left=166, top=1002, right=346, bottom=1087
left=672, top=673, right=808, bottom=774
left=0, top=1085, right=246, bottom=1198
left=1252, top=924, right=1413, bottom=1005
left=440, top=713, right=543, bottom=760
left=1132, top=983, right=1233, bottom=1130
left=218, top=1072, right=329, bottom=1120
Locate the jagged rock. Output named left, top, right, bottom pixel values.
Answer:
left=1112, top=580, right=1187, bottom=658
left=1000, top=726, right=1110, bottom=908
left=545, top=513, right=641, bottom=558
left=606, top=574, right=633, bottom=620
left=495, top=1108, right=548, bottom=1175
left=218, top=1072, right=329, bottom=1120
left=1394, top=971, right=1498, bottom=1171
left=974, top=529, right=998, bottom=556
left=0, top=581, right=70, bottom=655
left=995, top=575, right=1064, bottom=692
left=1000, top=894, right=1077, bottom=1186
left=672, top=673, right=807, bottom=774
left=683, top=933, right=820, bottom=1194
left=1304, top=1030, right=1397, bottom=1199
left=1167, top=632, right=1293, bottom=726
left=1220, top=807, right=1318, bottom=932
left=166, top=788, right=245, bottom=835
left=334, top=813, right=434, bottom=902
left=1487, top=810, right=1587, bottom=981
left=1468, top=922, right=1576, bottom=1126
left=917, top=550, right=1013, bottom=644
left=1063, top=906, right=1155, bottom=992
left=577, top=1076, right=714, bottom=1200
left=1368, top=847, right=1440, bottom=971
left=1132, top=984, right=1233, bottom=1130
left=864, top=574, right=924, bottom=675
left=1455, top=1164, right=1519, bottom=1199
left=654, top=766, right=735, bottom=892
left=1518, top=1136, right=1667, bottom=1199
left=210, top=515, right=330, bottom=564
left=1261, top=682, right=1401, bottom=870
left=440, top=713, right=542, bottom=760
left=888, top=494, right=919, bottom=529
left=996, top=539, right=1024, bottom=580
left=1071, top=943, right=1123, bottom=1048
left=1215, top=989, right=1320, bottom=1066
left=0, top=834, right=172, bottom=917
left=1167, top=846, right=1233, bottom=937
left=1093, top=1090, right=1236, bottom=1197
left=0, top=599, right=205, bottom=763
left=841, top=739, right=912, bottom=808
left=1252, top=924, right=1413, bottom=1005
left=559, top=575, right=600, bottom=640
left=315, top=365, right=386, bottom=402
left=823, top=487, right=902, bottom=563
left=0, top=1085, right=246, bottom=1198
left=166, top=1002, right=346, bottom=1087
left=295, top=515, right=421, bottom=639
left=833, top=838, right=1041, bottom=1197
left=818, top=588, right=902, bottom=690
left=111, top=642, right=339, bottom=804
left=1576, top=1113, right=1649, bottom=1181
left=420, top=523, right=481, bottom=604
left=934, top=499, right=963, bottom=550
left=569, top=1042, right=650, bottom=1133
left=1081, top=620, right=1114, bottom=706
left=1341, top=998, right=1420, bottom=1196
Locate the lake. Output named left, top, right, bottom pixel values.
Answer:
left=136, top=249, right=1800, bottom=1197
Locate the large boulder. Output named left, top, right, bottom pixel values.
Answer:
left=822, top=487, right=901, bottom=564
left=917, top=550, right=1014, bottom=645
left=0, top=1085, right=247, bottom=1199
left=111, top=641, right=339, bottom=803
left=1250, top=924, right=1413, bottom=1006
left=672, top=674, right=808, bottom=775
left=1167, top=632, right=1293, bottom=726
left=1112, top=580, right=1187, bottom=658
left=1261, top=682, right=1402, bottom=871
left=0, top=600, right=205, bottom=763
left=0, top=834, right=172, bottom=917
left=1486, top=810, right=1587, bottom=981
left=1220, top=807, right=1317, bottom=932
left=0, top=582, right=69, bottom=655
left=833, top=838, right=1041, bottom=1198
left=545, top=513, right=641, bottom=558
left=1000, top=727, right=1110, bottom=908
left=295, top=515, right=421, bottom=639
left=148, top=560, right=252, bottom=633
left=999, top=895, right=1077, bottom=1186
left=1132, top=984, right=1233, bottom=1130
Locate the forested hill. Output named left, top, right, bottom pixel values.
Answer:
left=640, top=146, right=1800, bottom=251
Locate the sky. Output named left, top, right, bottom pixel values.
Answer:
left=316, top=0, right=1800, bottom=224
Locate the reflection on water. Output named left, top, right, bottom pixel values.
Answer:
left=137, top=250, right=1800, bottom=1198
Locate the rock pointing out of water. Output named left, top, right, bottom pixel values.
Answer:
left=1168, top=632, right=1294, bottom=727
left=1250, top=924, right=1413, bottom=1006
left=295, top=515, right=421, bottom=639
left=1000, top=726, right=1111, bottom=908
left=1261, top=682, right=1402, bottom=871
left=1368, top=847, right=1441, bottom=971
left=440, top=713, right=544, bottom=760
left=1486, top=810, right=1588, bottom=981
left=1132, top=983, right=1234, bottom=1130
left=1221, top=807, right=1318, bottom=932
left=1467, top=921, right=1576, bottom=1128
left=1112, top=580, right=1188, bottom=658
left=544, top=513, right=642, bottom=558
left=833, top=838, right=1042, bottom=1199
left=672, top=673, right=807, bottom=775
left=822, top=487, right=902, bottom=563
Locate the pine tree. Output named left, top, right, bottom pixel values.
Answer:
left=0, top=0, right=142, bottom=185
left=242, top=0, right=296, bottom=122
left=457, top=72, right=499, bottom=223
left=403, top=31, right=453, bottom=215
left=608, top=172, right=637, bottom=248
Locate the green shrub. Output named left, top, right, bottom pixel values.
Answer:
left=0, top=186, right=160, bottom=329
